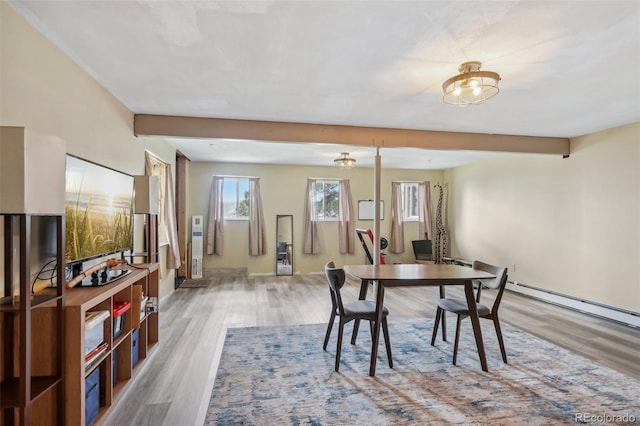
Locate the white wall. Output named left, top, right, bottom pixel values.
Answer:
left=445, top=122, right=640, bottom=312
left=188, top=161, right=443, bottom=274
left=1, top=3, right=177, bottom=297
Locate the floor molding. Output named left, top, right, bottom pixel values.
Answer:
left=506, top=281, right=639, bottom=328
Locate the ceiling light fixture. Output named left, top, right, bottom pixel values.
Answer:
left=442, top=61, right=500, bottom=106
left=334, top=152, right=356, bottom=167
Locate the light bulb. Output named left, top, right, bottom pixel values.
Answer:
left=453, top=87, right=462, bottom=96
left=473, top=87, right=481, bottom=96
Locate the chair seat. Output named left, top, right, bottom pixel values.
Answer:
left=437, top=298, right=491, bottom=317
left=343, top=300, right=389, bottom=318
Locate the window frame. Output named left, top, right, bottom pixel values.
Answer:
left=401, top=182, right=420, bottom=222
left=222, top=177, right=251, bottom=221
left=314, top=179, right=340, bottom=222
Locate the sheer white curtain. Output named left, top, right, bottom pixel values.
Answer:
left=206, top=176, right=224, bottom=255
left=303, top=179, right=320, bottom=254
left=248, top=178, right=266, bottom=256
left=144, top=151, right=181, bottom=269
left=389, top=181, right=404, bottom=253
left=338, top=179, right=355, bottom=254
left=418, top=181, right=433, bottom=240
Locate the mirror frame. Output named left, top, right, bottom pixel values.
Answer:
left=276, top=214, right=293, bottom=276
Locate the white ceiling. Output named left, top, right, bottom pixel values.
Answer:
left=8, top=1, right=640, bottom=169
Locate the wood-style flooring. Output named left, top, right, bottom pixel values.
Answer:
left=101, top=271, right=640, bottom=426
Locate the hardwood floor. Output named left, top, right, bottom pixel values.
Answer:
left=102, top=271, right=640, bottom=426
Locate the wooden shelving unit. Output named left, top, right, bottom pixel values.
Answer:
left=63, top=263, right=159, bottom=426
left=1, top=214, right=65, bottom=426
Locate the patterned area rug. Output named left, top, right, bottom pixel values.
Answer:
left=206, top=319, right=640, bottom=425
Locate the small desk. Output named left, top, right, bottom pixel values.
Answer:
left=344, top=263, right=496, bottom=376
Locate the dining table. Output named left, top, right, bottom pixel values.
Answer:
left=344, top=263, right=496, bottom=376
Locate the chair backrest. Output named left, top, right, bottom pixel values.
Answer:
left=325, top=261, right=347, bottom=315
left=472, top=260, right=508, bottom=312
left=412, top=239, right=432, bottom=261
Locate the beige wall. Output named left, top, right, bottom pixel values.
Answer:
left=5, top=1, right=637, bottom=311
left=445, top=122, right=640, bottom=312
left=1, top=3, right=177, bottom=297
left=188, top=161, right=443, bottom=274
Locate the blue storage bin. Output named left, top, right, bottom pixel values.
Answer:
left=131, top=328, right=139, bottom=366
left=85, top=366, right=100, bottom=425
left=112, top=350, right=118, bottom=387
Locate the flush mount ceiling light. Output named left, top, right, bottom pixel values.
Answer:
left=442, top=61, right=500, bottom=106
left=334, top=152, right=356, bottom=167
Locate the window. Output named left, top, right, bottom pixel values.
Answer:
left=314, top=180, right=340, bottom=221
left=401, top=182, right=419, bottom=221
left=223, top=177, right=250, bottom=220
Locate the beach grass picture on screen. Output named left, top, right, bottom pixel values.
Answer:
left=65, top=155, right=134, bottom=264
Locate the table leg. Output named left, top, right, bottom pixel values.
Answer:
left=464, top=281, right=488, bottom=371
left=369, top=280, right=384, bottom=376
left=358, top=279, right=369, bottom=300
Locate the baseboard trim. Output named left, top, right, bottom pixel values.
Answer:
left=506, top=281, right=639, bottom=328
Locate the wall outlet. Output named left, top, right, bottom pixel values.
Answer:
left=510, top=263, right=516, bottom=272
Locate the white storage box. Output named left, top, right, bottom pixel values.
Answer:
left=84, top=310, right=110, bottom=355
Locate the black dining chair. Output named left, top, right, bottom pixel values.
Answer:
left=323, top=261, right=393, bottom=372
left=277, top=241, right=288, bottom=263
left=412, top=239, right=433, bottom=262
left=431, top=260, right=509, bottom=365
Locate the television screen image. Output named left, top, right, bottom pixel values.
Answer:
left=65, top=155, right=134, bottom=265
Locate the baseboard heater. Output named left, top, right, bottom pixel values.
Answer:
left=506, top=281, right=639, bottom=328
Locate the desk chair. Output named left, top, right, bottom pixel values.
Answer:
left=412, top=239, right=433, bottom=262
left=431, top=260, right=508, bottom=365
left=323, top=261, right=393, bottom=372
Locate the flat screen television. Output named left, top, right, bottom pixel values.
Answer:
left=65, top=155, right=134, bottom=282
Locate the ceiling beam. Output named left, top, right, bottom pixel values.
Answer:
left=134, top=114, right=570, bottom=156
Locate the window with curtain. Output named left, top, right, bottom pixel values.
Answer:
left=390, top=181, right=432, bottom=253
left=207, top=175, right=266, bottom=256
left=303, top=179, right=353, bottom=254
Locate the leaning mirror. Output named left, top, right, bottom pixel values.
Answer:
left=276, top=215, right=293, bottom=276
